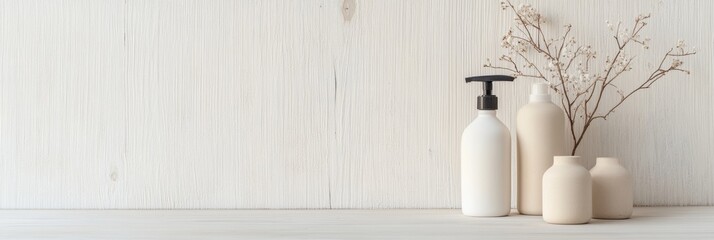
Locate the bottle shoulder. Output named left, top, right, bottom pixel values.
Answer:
left=544, top=163, right=591, bottom=179
left=464, top=115, right=510, bottom=136
left=590, top=164, right=630, bottom=177
left=470, top=114, right=508, bottom=126
left=519, top=101, right=562, bottom=110
left=518, top=102, right=564, bottom=117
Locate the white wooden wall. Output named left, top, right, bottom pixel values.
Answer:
left=0, top=0, right=711, bottom=209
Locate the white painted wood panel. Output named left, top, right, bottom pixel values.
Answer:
left=0, top=0, right=712, bottom=208
left=120, top=0, right=334, bottom=208
left=0, top=0, right=129, bottom=208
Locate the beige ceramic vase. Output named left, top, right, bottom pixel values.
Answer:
left=542, top=156, right=592, bottom=224
left=590, top=157, right=633, bottom=219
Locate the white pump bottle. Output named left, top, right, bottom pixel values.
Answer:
left=461, top=75, right=514, bottom=217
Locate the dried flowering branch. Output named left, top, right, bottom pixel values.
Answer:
left=485, top=1, right=697, bottom=155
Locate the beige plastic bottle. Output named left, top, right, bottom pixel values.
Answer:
left=516, top=83, right=565, bottom=215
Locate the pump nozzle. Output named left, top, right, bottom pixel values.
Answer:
left=465, top=75, right=515, bottom=110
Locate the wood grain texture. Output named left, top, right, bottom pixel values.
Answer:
left=0, top=0, right=711, bottom=208
left=2, top=208, right=714, bottom=239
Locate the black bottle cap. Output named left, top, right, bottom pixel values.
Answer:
left=465, top=75, right=515, bottom=110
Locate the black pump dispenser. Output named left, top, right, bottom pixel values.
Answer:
left=465, top=75, right=515, bottom=110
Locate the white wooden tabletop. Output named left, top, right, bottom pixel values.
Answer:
left=1, top=207, right=712, bottom=239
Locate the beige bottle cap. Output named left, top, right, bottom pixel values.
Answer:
left=530, top=83, right=551, bottom=102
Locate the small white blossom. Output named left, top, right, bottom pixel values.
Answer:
left=580, top=45, right=596, bottom=59
left=546, top=60, right=560, bottom=72
left=516, top=3, right=545, bottom=24
left=500, top=30, right=514, bottom=48
left=500, top=1, right=509, bottom=10
left=618, top=29, right=630, bottom=42
left=635, top=13, right=650, bottom=21
left=642, top=38, right=651, bottom=49
left=676, top=40, right=685, bottom=49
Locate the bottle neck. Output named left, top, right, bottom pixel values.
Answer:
left=477, top=110, right=497, bottom=116
left=553, top=156, right=582, bottom=166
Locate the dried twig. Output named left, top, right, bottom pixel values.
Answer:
left=485, top=1, right=696, bottom=155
